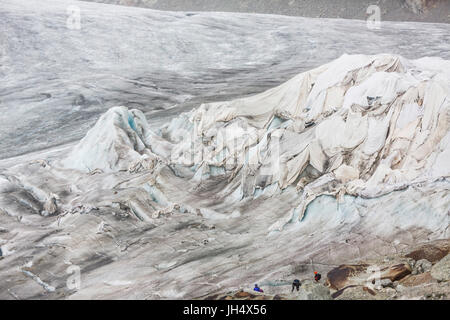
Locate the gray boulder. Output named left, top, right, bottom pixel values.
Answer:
left=332, top=285, right=396, bottom=300
left=380, top=278, right=393, bottom=288
left=415, top=259, right=432, bottom=274
left=293, top=280, right=331, bottom=300
left=431, top=254, right=450, bottom=282
left=42, top=195, right=58, bottom=216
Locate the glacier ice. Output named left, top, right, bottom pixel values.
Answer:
left=61, top=106, right=167, bottom=173
left=1, top=53, right=449, bottom=300
left=155, top=54, right=450, bottom=221
left=58, top=54, right=449, bottom=227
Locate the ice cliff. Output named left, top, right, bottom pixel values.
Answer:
left=62, top=53, right=449, bottom=230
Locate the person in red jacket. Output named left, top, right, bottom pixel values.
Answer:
left=314, top=271, right=322, bottom=282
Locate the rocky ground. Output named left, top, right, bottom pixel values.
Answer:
left=82, top=0, right=450, bottom=23
left=200, top=240, right=450, bottom=300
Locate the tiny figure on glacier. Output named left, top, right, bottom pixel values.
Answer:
left=314, top=271, right=322, bottom=282
left=292, top=279, right=301, bottom=292
left=253, top=284, right=264, bottom=293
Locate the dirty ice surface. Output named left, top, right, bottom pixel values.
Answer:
left=1, top=0, right=450, bottom=160
left=1, top=0, right=450, bottom=300
left=0, top=50, right=449, bottom=299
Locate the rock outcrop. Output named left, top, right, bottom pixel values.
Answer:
left=326, top=264, right=369, bottom=290
left=381, top=264, right=412, bottom=282
left=294, top=280, right=332, bottom=300
left=405, top=241, right=450, bottom=263
left=431, top=254, right=450, bottom=282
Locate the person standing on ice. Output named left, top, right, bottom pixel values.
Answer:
left=292, top=279, right=301, bottom=292
left=253, top=284, right=264, bottom=293
left=314, top=271, right=322, bottom=282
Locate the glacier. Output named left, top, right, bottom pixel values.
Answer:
left=0, top=0, right=449, bottom=300
left=1, top=52, right=448, bottom=299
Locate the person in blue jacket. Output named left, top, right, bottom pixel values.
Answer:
left=253, top=284, right=264, bottom=293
